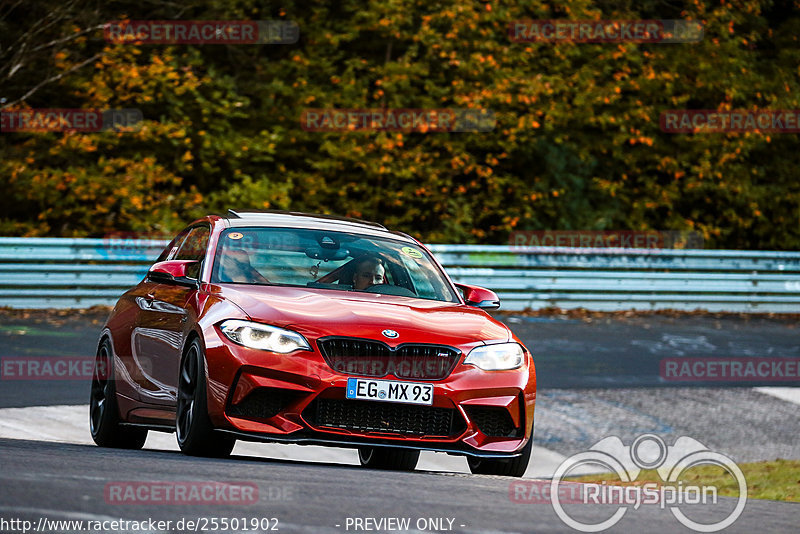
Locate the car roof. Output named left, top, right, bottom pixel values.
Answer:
left=219, top=210, right=417, bottom=242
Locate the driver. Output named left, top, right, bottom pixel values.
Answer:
left=352, top=256, right=385, bottom=290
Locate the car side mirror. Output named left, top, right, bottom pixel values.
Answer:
left=147, top=260, right=200, bottom=288
left=454, top=283, right=500, bottom=310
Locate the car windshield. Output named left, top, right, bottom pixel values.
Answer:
left=211, top=227, right=460, bottom=303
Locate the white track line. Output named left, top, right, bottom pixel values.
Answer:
left=0, top=405, right=569, bottom=478
left=753, top=387, right=800, bottom=405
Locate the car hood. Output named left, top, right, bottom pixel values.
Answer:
left=216, top=284, right=511, bottom=346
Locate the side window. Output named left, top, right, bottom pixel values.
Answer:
left=155, top=228, right=191, bottom=263
left=174, top=226, right=210, bottom=279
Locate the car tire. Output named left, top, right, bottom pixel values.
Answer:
left=358, top=447, right=420, bottom=471
left=89, top=338, right=148, bottom=449
left=467, top=438, right=533, bottom=477
left=176, top=338, right=236, bottom=458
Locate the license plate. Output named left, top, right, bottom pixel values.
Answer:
left=346, top=377, right=433, bottom=405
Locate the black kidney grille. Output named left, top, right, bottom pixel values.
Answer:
left=464, top=406, right=522, bottom=437
left=227, top=388, right=299, bottom=420
left=317, top=338, right=460, bottom=380
left=308, top=398, right=465, bottom=437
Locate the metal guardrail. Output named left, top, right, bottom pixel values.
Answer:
left=1, top=238, right=799, bottom=312
left=0, top=237, right=163, bottom=309
left=430, top=245, right=800, bottom=312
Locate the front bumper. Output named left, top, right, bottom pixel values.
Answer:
left=203, top=331, right=536, bottom=458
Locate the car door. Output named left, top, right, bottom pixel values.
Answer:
left=112, top=228, right=190, bottom=403
left=133, top=225, right=210, bottom=406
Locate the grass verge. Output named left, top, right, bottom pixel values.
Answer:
left=566, top=459, right=800, bottom=502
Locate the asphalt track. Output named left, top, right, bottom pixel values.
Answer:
left=1, top=437, right=798, bottom=534
left=1, top=311, right=799, bottom=532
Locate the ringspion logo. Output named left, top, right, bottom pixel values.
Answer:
left=549, top=434, right=747, bottom=532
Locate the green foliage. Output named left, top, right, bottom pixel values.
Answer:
left=0, top=0, right=798, bottom=248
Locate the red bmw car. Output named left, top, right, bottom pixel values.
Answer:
left=90, top=211, right=536, bottom=476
